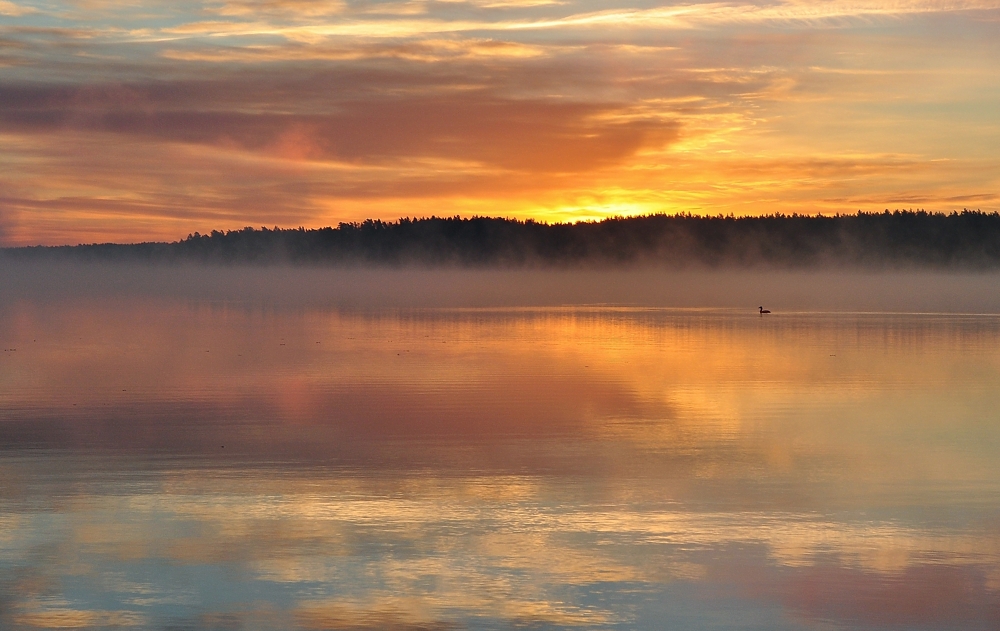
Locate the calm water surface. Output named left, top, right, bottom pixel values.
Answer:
left=1, top=299, right=999, bottom=630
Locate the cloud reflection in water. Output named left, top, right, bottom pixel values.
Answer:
left=1, top=299, right=999, bottom=629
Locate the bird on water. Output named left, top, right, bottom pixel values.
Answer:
left=759, top=306, right=771, bottom=315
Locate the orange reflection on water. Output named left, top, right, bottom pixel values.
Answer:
left=1, top=300, right=999, bottom=629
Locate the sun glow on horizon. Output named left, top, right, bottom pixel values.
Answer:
left=0, top=1, right=998, bottom=245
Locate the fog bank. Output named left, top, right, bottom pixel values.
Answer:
left=2, top=261, right=999, bottom=313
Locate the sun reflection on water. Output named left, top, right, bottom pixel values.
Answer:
left=1, top=302, right=999, bottom=629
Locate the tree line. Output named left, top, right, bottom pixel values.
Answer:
left=7, top=211, right=1000, bottom=268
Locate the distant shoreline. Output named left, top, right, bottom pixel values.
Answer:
left=5, top=211, right=1000, bottom=269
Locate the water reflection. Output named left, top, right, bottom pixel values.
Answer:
left=1, top=300, right=999, bottom=629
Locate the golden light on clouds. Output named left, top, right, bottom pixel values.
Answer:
left=0, top=0, right=998, bottom=244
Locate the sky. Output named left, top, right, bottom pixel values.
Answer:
left=1, top=0, right=999, bottom=245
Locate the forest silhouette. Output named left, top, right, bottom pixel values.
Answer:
left=7, top=211, right=1000, bottom=268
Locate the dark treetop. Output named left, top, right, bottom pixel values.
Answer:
left=6, top=211, right=1000, bottom=268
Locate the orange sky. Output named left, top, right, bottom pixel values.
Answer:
left=1, top=0, right=999, bottom=245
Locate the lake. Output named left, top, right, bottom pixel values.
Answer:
left=2, top=285, right=999, bottom=629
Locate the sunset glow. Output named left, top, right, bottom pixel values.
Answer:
left=1, top=0, right=999, bottom=245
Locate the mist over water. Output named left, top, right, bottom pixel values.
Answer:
left=2, top=262, right=1000, bottom=630
left=4, top=260, right=1000, bottom=312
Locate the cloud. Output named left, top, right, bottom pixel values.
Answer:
left=0, top=194, right=12, bottom=238
left=1, top=0, right=999, bottom=243
left=0, top=78, right=680, bottom=172
left=159, top=38, right=550, bottom=63
left=507, top=0, right=1000, bottom=32
left=0, top=1, right=36, bottom=16
left=141, top=0, right=1000, bottom=41
left=212, top=0, right=348, bottom=17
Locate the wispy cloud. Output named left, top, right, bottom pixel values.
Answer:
left=0, top=0, right=998, bottom=243
left=141, top=0, right=1000, bottom=41
left=0, top=1, right=38, bottom=16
